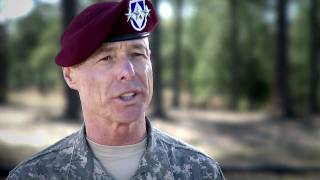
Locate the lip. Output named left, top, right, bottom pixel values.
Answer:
left=115, top=88, right=142, bottom=97
left=112, top=88, right=143, bottom=105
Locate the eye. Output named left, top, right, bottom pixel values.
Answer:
left=131, top=52, right=146, bottom=59
left=100, top=55, right=113, bottom=62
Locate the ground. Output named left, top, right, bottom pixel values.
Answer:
left=1, top=89, right=320, bottom=179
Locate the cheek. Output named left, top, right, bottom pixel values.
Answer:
left=77, top=74, right=95, bottom=102
left=77, top=71, right=105, bottom=104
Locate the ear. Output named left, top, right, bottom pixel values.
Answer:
left=62, top=67, right=78, bottom=90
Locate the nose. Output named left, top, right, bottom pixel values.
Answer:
left=118, top=58, right=135, bottom=81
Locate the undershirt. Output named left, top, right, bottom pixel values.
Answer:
left=86, top=137, right=147, bottom=180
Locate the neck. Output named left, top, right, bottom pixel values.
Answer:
left=84, top=115, right=147, bottom=146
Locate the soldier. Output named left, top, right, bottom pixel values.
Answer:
left=7, top=0, right=224, bottom=179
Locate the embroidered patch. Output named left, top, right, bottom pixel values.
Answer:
left=125, top=0, right=151, bottom=31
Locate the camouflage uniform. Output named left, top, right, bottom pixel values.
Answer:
left=7, top=118, right=224, bottom=180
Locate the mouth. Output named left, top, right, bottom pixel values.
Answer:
left=119, top=92, right=137, bottom=101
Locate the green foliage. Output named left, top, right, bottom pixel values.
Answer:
left=237, top=1, right=274, bottom=108
left=8, top=3, right=61, bottom=92
left=171, top=0, right=274, bottom=108
left=290, top=0, right=310, bottom=115
left=29, top=19, right=61, bottom=93
left=4, top=0, right=315, bottom=114
left=159, top=16, right=175, bottom=87
left=184, top=0, right=230, bottom=106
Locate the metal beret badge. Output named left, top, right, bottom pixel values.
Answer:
left=126, top=0, right=151, bottom=31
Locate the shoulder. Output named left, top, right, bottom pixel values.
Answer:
left=152, top=127, right=224, bottom=179
left=7, top=131, right=79, bottom=179
left=153, top=127, right=214, bottom=160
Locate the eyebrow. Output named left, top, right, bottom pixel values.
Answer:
left=98, top=46, right=117, bottom=53
left=128, top=44, right=149, bottom=53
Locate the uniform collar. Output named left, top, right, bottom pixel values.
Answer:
left=67, top=124, right=111, bottom=179
left=67, top=117, right=174, bottom=179
left=133, top=117, right=174, bottom=178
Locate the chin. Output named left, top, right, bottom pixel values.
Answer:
left=114, top=107, right=145, bottom=124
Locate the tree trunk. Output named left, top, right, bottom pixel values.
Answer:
left=61, top=0, right=81, bottom=120
left=151, top=0, right=166, bottom=118
left=229, top=0, right=240, bottom=110
left=172, top=0, right=183, bottom=108
left=275, top=0, right=293, bottom=117
left=0, top=24, right=8, bottom=104
left=309, top=0, right=319, bottom=114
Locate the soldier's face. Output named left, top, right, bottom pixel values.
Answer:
left=64, top=38, right=153, bottom=124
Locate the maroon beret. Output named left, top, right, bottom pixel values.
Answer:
left=55, top=0, right=159, bottom=67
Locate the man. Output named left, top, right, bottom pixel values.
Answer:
left=7, top=0, right=224, bottom=179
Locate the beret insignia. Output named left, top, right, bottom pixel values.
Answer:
left=126, top=0, right=151, bottom=31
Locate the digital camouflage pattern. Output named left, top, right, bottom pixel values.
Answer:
left=7, top=119, right=224, bottom=180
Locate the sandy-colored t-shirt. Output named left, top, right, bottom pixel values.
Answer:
left=86, top=137, right=147, bottom=180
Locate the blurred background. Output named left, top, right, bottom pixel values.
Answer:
left=1, top=0, right=320, bottom=179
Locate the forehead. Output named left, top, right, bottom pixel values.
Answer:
left=98, top=38, right=149, bottom=52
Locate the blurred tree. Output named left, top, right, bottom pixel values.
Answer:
left=0, top=24, right=8, bottom=104
left=160, top=0, right=316, bottom=114
left=238, top=1, right=273, bottom=109
left=275, top=0, right=293, bottom=117
left=309, top=0, right=319, bottom=113
left=29, top=17, right=60, bottom=94
left=172, top=0, right=183, bottom=108
left=229, top=0, right=240, bottom=110
left=188, top=1, right=229, bottom=108
left=151, top=0, right=166, bottom=118
left=183, top=0, right=274, bottom=109
left=9, top=5, right=48, bottom=89
left=290, top=0, right=310, bottom=115
left=61, top=0, right=81, bottom=120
